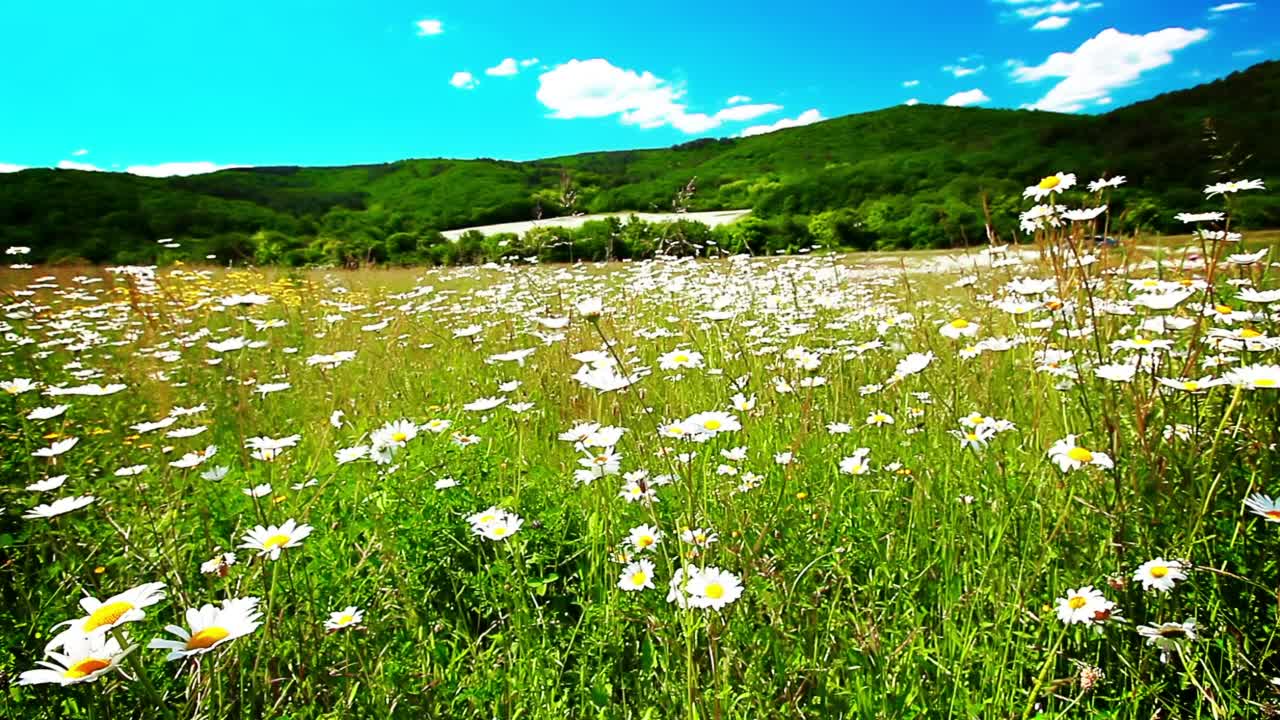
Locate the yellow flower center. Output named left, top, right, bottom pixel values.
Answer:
left=263, top=533, right=291, bottom=550
left=674, top=354, right=689, bottom=363
left=1182, top=382, right=1200, bottom=391
left=949, top=319, right=970, bottom=329
left=1037, top=175, right=1061, bottom=190
left=1066, top=447, right=1093, bottom=463
left=338, top=614, right=354, bottom=624
left=1256, top=378, right=1277, bottom=387
left=1241, top=328, right=1262, bottom=339
left=703, top=420, right=722, bottom=431
left=391, top=432, right=407, bottom=442
left=1215, top=304, right=1233, bottom=315
left=63, top=658, right=111, bottom=679
left=630, top=571, right=647, bottom=586
left=1266, top=510, right=1280, bottom=520
left=83, top=601, right=134, bottom=632
left=1068, top=596, right=1087, bottom=610
left=637, top=536, right=654, bottom=548
left=1133, top=338, right=1151, bottom=346
left=491, top=526, right=508, bottom=537
left=1149, top=565, right=1168, bottom=579
left=873, top=415, right=887, bottom=423
left=185, top=626, right=230, bottom=650
left=705, top=582, right=725, bottom=600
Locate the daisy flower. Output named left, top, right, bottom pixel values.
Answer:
left=628, top=524, right=663, bottom=552
left=24, top=495, right=95, bottom=520
left=33, top=437, right=79, bottom=458
left=618, top=559, right=656, bottom=592
left=1133, top=558, right=1186, bottom=593
left=324, top=606, right=364, bottom=632
left=1137, top=620, right=1196, bottom=662
left=148, top=597, right=263, bottom=661
left=371, top=419, right=417, bottom=448
left=1055, top=586, right=1107, bottom=625
left=865, top=411, right=894, bottom=427
left=1024, top=172, right=1076, bottom=200
left=685, top=411, right=741, bottom=436
left=939, top=319, right=979, bottom=340
left=1047, top=435, right=1114, bottom=472
left=46, top=582, right=167, bottom=652
left=686, top=566, right=744, bottom=610
left=1244, top=493, right=1280, bottom=522
left=18, top=633, right=134, bottom=686
left=1224, top=364, right=1280, bottom=389
left=239, top=519, right=313, bottom=560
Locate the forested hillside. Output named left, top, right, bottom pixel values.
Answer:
left=2, top=61, right=1278, bottom=265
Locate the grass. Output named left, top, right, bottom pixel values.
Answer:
left=2, top=191, right=1280, bottom=718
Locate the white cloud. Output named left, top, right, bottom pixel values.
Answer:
left=1210, top=2, right=1253, bottom=12
left=415, top=19, right=443, bottom=36
left=57, top=160, right=102, bottom=172
left=126, top=162, right=249, bottom=178
left=1017, top=2, right=1080, bottom=18
left=1013, top=26, right=1209, bottom=112
left=537, top=58, right=784, bottom=135
left=519, top=57, right=539, bottom=67
left=739, top=109, right=824, bottom=137
left=0, top=163, right=28, bottom=173
left=944, top=88, right=990, bottom=106
left=450, top=71, right=478, bottom=90
left=905, top=98, right=920, bottom=106
left=1033, top=15, right=1071, bottom=30
left=943, top=64, right=986, bottom=77
left=727, top=95, right=752, bottom=104
left=903, top=79, right=920, bottom=87
left=486, top=58, right=519, bottom=77
left=72, top=148, right=89, bottom=156
left=713, top=103, right=783, bottom=122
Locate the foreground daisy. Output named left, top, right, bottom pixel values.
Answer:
left=468, top=507, right=524, bottom=541
left=239, top=519, right=313, bottom=560
left=1047, top=435, right=1113, bottom=473
left=46, top=582, right=166, bottom=652
left=1137, top=620, right=1197, bottom=662
left=24, top=495, right=95, bottom=520
left=324, top=606, right=364, bottom=632
left=18, top=633, right=134, bottom=686
left=1024, top=171, right=1076, bottom=200
left=1134, top=558, right=1186, bottom=593
left=1055, top=586, right=1107, bottom=626
left=686, top=566, right=744, bottom=610
left=618, top=559, right=656, bottom=592
left=148, top=597, right=263, bottom=661
left=1244, top=493, right=1280, bottom=522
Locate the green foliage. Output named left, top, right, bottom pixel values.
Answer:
left=2, top=61, right=1280, bottom=265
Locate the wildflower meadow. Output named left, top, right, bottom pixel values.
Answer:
left=2, top=173, right=1279, bottom=718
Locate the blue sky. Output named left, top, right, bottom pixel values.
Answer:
left=0, top=0, right=1275, bottom=174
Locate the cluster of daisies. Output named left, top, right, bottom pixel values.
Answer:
left=16, top=517, right=369, bottom=687
left=1057, top=559, right=1196, bottom=663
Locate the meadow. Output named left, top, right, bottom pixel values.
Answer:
left=2, top=173, right=1279, bottom=719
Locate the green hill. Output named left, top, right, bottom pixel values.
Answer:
left=3, top=60, right=1278, bottom=265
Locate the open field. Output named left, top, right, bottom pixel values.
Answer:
left=2, top=186, right=1280, bottom=718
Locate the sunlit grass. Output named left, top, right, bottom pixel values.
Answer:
left=2, top=177, right=1279, bottom=719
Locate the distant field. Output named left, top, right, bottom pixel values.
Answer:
left=440, top=209, right=752, bottom=240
